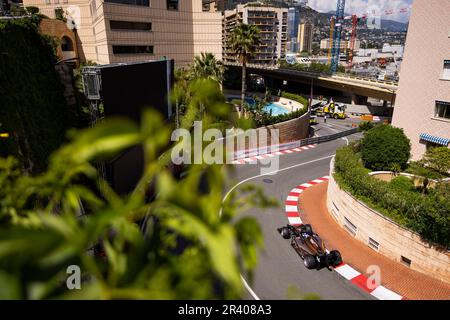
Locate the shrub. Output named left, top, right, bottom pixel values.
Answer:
left=281, top=92, right=309, bottom=107
left=422, top=147, right=450, bottom=176
left=360, top=125, right=411, bottom=171
left=334, top=146, right=450, bottom=247
left=25, top=6, right=40, bottom=14
left=358, top=121, right=375, bottom=132
left=389, top=176, right=415, bottom=192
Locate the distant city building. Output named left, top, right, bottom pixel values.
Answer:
left=392, top=0, right=450, bottom=160
left=223, top=3, right=287, bottom=65
left=320, top=39, right=361, bottom=51
left=298, top=22, right=313, bottom=54
left=21, top=0, right=222, bottom=67
left=286, top=7, right=300, bottom=53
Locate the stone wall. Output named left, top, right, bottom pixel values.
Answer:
left=327, top=160, right=450, bottom=284
left=232, top=112, right=310, bottom=152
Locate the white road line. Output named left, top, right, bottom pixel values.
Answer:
left=240, top=275, right=260, bottom=300
left=286, top=196, right=299, bottom=201
left=221, top=154, right=335, bottom=300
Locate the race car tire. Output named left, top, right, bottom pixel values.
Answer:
left=334, top=114, right=339, bottom=119
left=281, top=227, right=292, bottom=239
left=304, top=255, right=318, bottom=270
left=327, top=250, right=343, bottom=267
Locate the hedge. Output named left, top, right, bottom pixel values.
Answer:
left=0, top=17, right=71, bottom=173
left=281, top=92, right=309, bottom=107
left=334, top=146, right=450, bottom=248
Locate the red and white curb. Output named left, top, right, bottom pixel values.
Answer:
left=232, top=145, right=316, bottom=165
left=284, top=176, right=404, bottom=301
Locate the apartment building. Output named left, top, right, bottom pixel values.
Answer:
left=298, top=22, right=312, bottom=54
left=392, top=0, right=450, bottom=160
left=286, top=6, right=299, bottom=52
left=22, top=0, right=222, bottom=67
left=223, top=3, right=287, bottom=65
left=320, top=39, right=361, bottom=51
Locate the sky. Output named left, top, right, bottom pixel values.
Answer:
left=306, top=0, right=413, bottom=23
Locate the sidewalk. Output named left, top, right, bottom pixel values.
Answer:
left=299, top=182, right=450, bottom=300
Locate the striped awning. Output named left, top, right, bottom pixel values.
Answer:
left=420, top=133, right=450, bottom=146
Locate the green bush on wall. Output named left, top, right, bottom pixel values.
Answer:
left=360, top=125, right=411, bottom=171
left=0, top=17, right=71, bottom=174
left=334, top=145, right=450, bottom=248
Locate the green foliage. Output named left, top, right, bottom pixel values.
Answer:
left=405, top=161, right=444, bottom=180
left=280, top=60, right=346, bottom=75
left=25, top=6, right=40, bottom=14
left=228, top=23, right=261, bottom=112
left=228, top=24, right=261, bottom=64
left=422, top=147, right=450, bottom=176
left=0, top=79, right=278, bottom=299
left=334, top=146, right=450, bottom=247
left=0, top=17, right=71, bottom=174
left=358, top=121, right=375, bottom=132
left=54, top=7, right=66, bottom=22
left=190, top=52, right=224, bottom=84
left=281, top=92, right=309, bottom=107
left=9, top=3, right=26, bottom=16
left=389, top=176, right=415, bottom=192
left=243, top=91, right=308, bottom=127
left=360, top=125, right=411, bottom=171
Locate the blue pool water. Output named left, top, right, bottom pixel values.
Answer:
left=264, top=103, right=290, bottom=116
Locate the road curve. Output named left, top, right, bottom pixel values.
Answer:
left=227, top=122, right=371, bottom=300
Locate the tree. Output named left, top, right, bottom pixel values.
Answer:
left=0, top=18, right=71, bottom=174
left=360, top=125, right=411, bottom=171
left=190, top=52, right=224, bottom=84
left=25, top=6, right=40, bottom=15
left=228, top=23, right=261, bottom=116
left=0, top=79, right=278, bottom=299
left=422, top=147, right=450, bottom=177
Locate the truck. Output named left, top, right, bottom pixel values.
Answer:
left=312, top=99, right=347, bottom=119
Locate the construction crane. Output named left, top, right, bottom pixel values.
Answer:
left=330, top=0, right=345, bottom=74
left=346, top=14, right=367, bottom=69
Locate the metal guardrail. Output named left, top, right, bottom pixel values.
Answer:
left=233, top=127, right=359, bottom=160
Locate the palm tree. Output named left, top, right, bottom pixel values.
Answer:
left=228, top=23, right=261, bottom=115
left=190, top=52, right=224, bottom=83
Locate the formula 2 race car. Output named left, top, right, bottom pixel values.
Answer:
left=278, top=224, right=343, bottom=270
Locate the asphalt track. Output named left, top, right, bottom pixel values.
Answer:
left=227, top=120, right=373, bottom=300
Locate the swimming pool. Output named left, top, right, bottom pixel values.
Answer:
left=264, top=103, right=290, bottom=116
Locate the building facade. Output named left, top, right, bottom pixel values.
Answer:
left=286, top=6, right=299, bottom=53
left=22, top=0, right=222, bottom=67
left=298, top=22, right=312, bottom=54
left=223, top=3, right=287, bottom=65
left=392, top=0, right=450, bottom=160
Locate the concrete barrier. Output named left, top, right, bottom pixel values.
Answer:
left=327, top=158, right=450, bottom=284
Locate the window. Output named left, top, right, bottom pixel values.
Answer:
left=343, top=217, right=357, bottom=236
left=435, top=101, right=450, bottom=120
left=441, top=60, right=450, bottom=80
left=110, top=20, right=152, bottom=31
left=105, top=0, right=149, bottom=6
left=167, top=0, right=178, bottom=10
left=401, top=256, right=411, bottom=267
left=368, top=237, right=379, bottom=251
left=61, top=36, right=74, bottom=51
left=112, top=45, right=154, bottom=55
